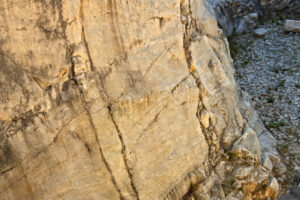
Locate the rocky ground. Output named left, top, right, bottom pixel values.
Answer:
left=229, top=10, right=300, bottom=194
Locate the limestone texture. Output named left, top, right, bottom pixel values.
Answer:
left=0, top=0, right=281, bottom=199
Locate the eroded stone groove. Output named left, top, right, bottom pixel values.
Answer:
left=74, top=5, right=138, bottom=196
left=107, top=104, right=140, bottom=200
left=75, top=24, right=138, bottom=200
left=75, top=82, right=124, bottom=199
left=68, top=15, right=123, bottom=195
left=70, top=53, right=125, bottom=199
left=81, top=26, right=95, bottom=71
left=107, top=0, right=126, bottom=55
left=180, top=0, right=213, bottom=164
left=162, top=165, right=206, bottom=200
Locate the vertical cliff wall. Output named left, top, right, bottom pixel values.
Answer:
left=0, top=0, right=281, bottom=199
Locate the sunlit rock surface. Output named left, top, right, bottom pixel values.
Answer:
left=0, top=0, right=281, bottom=199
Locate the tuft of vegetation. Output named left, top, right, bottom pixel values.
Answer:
left=278, top=80, right=285, bottom=87
left=266, top=96, right=275, bottom=103
left=267, top=121, right=286, bottom=130
left=278, top=143, right=289, bottom=153
left=228, top=35, right=252, bottom=60
left=228, top=37, right=239, bottom=59
left=272, top=68, right=279, bottom=73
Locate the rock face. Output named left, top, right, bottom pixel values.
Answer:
left=0, top=0, right=281, bottom=199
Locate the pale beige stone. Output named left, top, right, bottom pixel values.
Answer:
left=0, top=0, right=278, bottom=199
left=231, top=128, right=261, bottom=163
left=261, top=154, right=273, bottom=172
left=233, top=166, right=255, bottom=179
left=284, top=20, right=300, bottom=33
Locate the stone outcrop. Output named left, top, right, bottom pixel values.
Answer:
left=0, top=0, right=282, bottom=199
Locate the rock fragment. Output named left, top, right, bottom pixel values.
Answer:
left=233, top=166, right=255, bottom=179
left=231, top=128, right=261, bottom=163
left=248, top=13, right=258, bottom=21
left=284, top=20, right=300, bottom=33
left=261, top=154, right=273, bottom=172
left=264, top=177, right=279, bottom=199
left=254, top=28, right=268, bottom=37
left=244, top=16, right=256, bottom=29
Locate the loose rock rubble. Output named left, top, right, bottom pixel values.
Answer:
left=229, top=10, right=300, bottom=196
left=208, top=0, right=300, bottom=36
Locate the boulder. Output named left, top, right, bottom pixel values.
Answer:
left=233, top=166, right=255, bottom=179
left=231, top=128, right=261, bottom=163
left=261, top=154, right=273, bottom=172
left=284, top=20, right=300, bottom=33
left=265, top=177, right=279, bottom=199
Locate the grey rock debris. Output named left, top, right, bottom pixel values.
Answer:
left=254, top=27, right=268, bottom=37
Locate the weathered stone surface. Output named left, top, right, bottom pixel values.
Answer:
left=0, top=0, right=279, bottom=199
left=231, top=128, right=261, bottom=164
left=284, top=19, right=300, bottom=33
left=266, top=177, right=279, bottom=199
left=259, top=132, right=285, bottom=175
left=261, top=153, right=273, bottom=172
left=254, top=28, right=268, bottom=37
left=233, top=166, right=255, bottom=179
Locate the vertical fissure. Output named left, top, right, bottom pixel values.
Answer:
left=69, top=4, right=124, bottom=194
left=74, top=3, right=137, bottom=198
left=107, top=104, right=140, bottom=200
left=81, top=26, right=95, bottom=71
left=79, top=0, right=95, bottom=71
left=180, top=0, right=219, bottom=170
left=75, top=85, right=124, bottom=200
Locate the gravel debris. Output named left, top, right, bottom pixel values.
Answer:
left=229, top=11, right=300, bottom=190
